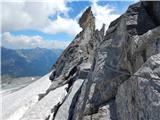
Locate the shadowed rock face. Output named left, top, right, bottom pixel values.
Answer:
left=142, top=1, right=160, bottom=25
left=20, top=1, right=160, bottom=120
left=71, top=2, right=160, bottom=120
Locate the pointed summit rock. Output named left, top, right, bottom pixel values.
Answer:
left=79, top=7, right=95, bottom=30
left=49, top=7, right=101, bottom=83
left=46, top=8, right=105, bottom=120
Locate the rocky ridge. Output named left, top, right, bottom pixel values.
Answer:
left=20, top=1, right=160, bottom=120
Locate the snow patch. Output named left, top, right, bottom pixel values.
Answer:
left=2, top=72, right=52, bottom=120
left=21, top=84, right=68, bottom=120
left=6, top=96, right=38, bottom=120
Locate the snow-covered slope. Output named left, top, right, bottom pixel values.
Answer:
left=21, top=84, right=68, bottom=120
left=2, top=73, right=52, bottom=120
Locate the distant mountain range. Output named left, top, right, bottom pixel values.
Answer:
left=1, top=47, right=63, bottom=77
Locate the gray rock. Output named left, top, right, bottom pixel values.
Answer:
left=72, top=2, right=160, bottom=120
left=47, top=2, right=160, bottom=120
left=142, top=1, right=160, bottom=25
left=79, top=7, right=95, bottom=30
left=83, top=99, right=117, bottom=120
left=55, top=79, right=84, bottom=120
left=116, top=54, right=160, bottom=120
left=4, top=2, right=160, bottom=120
left=49, top=6, right=96, bottom=81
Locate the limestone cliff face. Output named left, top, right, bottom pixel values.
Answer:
left=20, top=1, right=160, bottom=120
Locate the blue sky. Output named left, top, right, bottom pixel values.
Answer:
left=1, top=0, right=136, bottom=49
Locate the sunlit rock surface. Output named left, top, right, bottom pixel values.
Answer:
left=116, top=54, right=160, bottom=120
left=2, top=1, right=160, bottom=120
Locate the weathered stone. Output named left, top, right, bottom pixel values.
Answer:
left=4, top=2, right=160, bottom=120
left=79, top=7, right=95, bottom=30
left=49, top=6, right=97, bottom=81
left=83, top=99, right=117, bottom=120
left=142, top=1, right=160, bottom=25
left=116, top=54, right=160, bottom=120
left=55, top=79, right=84, bottom=120
left=72, top=2, right=160, bottom=120
left=27, top=2, right=160, bottom=120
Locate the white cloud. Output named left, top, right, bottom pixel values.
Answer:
left=75, top=0, right=120, bottom=30
left=1, top=0, right=79, bottom=35
left=43, top=16, right=82, bottom=36
left=2, top=32, right=70, bottom=49
left=2, top=0, right=120, bottom=36
left=92, top=0, right=120, bottom=30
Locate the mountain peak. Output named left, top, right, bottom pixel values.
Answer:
left=79, top=6, right=95, bottom=30
left=5, top=2, right=160, bottom=120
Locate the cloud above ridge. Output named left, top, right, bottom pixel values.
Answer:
left=2, top=32, right=70, bottom=49
left=1, top=0, right=121, bottom=49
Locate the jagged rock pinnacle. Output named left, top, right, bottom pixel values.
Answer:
left=10, top=2, right=160, bottom=120
left=79, top=7, right=95, bottom=30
